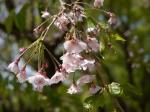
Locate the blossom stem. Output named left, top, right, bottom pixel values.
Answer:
left=24, top=44, right=39, bottom=67
left=44, top=45, right=60, bottom=67
left=41, top=10, right=64, bottom=41
left=34, top=16, right=54, bottom=30
left=18, top=38, right=42, bottom=59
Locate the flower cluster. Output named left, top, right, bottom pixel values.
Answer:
left=8, top=0, right=117, bottom=95
left=8, top=57, right=51, bottom=92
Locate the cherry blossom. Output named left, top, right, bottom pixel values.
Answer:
left=64, top=39, right=87, bottom=53
left=27, top=72, right=49, bottom=92
left=8, top=60, right=20, bottom=74
left=89, top=85, right=101, bottom=94
left=81, top=59, right=95, bottom=71
left=77, top=75, right=95, bottom=86
left=67, top=84, right=81, bottom=94
left=69, top=4, right=85, bottom=24
left=86, top=37, right=99, bottom=52
left=94, top=0, right=104, bottom=8
left=54, top=14, right=70, bottom=31
left=60, top=53, right=84, bottom=73
left=49, top=69, right=68, bottom=85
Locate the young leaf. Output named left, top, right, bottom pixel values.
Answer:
left=4, top=10, right=15, bottom=33
left=14, top=3, right=29, bottom=31
left=84, top=93, right=105, bottom=109
left=111, top=33, right=126, bottom=41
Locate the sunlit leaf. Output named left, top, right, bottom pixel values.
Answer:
left=111, top=33, right=126, bottom=41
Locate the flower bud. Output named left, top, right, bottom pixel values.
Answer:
left=19, top=47, right=26, bottom=53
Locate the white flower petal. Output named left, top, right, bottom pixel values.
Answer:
left=64, top=39, right=87, bottom=53
left=8, top=61, right=20, bottom=74
left=89, top=85, right=101, bottom=94
left=49, top=70, right=68, bottom=85
left=81, top=59, right=95, bottom=71
left=87, top=37, right=99, bottom=52
left=16, top=71, right=26, bottom=83
left=60, top=53, right=84, bottom=73
left=67, top=84, right=81, bottom=94
left=27, top=72, right=49, bottom=92
left=41, top=11, right=50, bottom=18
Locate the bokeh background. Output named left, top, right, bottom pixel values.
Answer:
left=0, top=0, right=150, bottom=112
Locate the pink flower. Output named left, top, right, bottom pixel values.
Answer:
left=54, top=14, right=70, bottom=31
left=77, top=75, right=95, bottom=86
left=27, top=72, right=49, bottom=92
left=67, top=84, right=81, bottom=94
left=64, top=39, right=87, bottom=53
left=49, top=69, right=68, bottom=85
left=89, top=85, right=101, bottom=94
left=81, top=59, right=95, bottom=71
left=16, top=66, right=26, bottom=83
left=86, top=37, right=99, bottom=52
left=60, top=53, right=84, bottom=73
left=94, top=0, right=104, bottom=8
left=41, top=10, right=50, bottom=18
left=8, top=60, right=20, bottom=74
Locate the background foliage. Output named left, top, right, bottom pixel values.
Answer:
left=0, top=0, right=150, bottom=112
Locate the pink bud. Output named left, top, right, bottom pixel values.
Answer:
left=42, top=63, right=49, bottom=68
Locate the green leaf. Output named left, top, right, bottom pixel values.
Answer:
left=14, top=4, right=29, bottom=31
left=4, top=10, right=15, bottom=33
left=86, top=17, right=97, bottom=26
left=84, top=93, right=105, bottom=109
left=121, top=83, right=142, bottom=97
left=99, top=22, right=108, bottom=30
left=111, top=33, right=126, bottom=41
